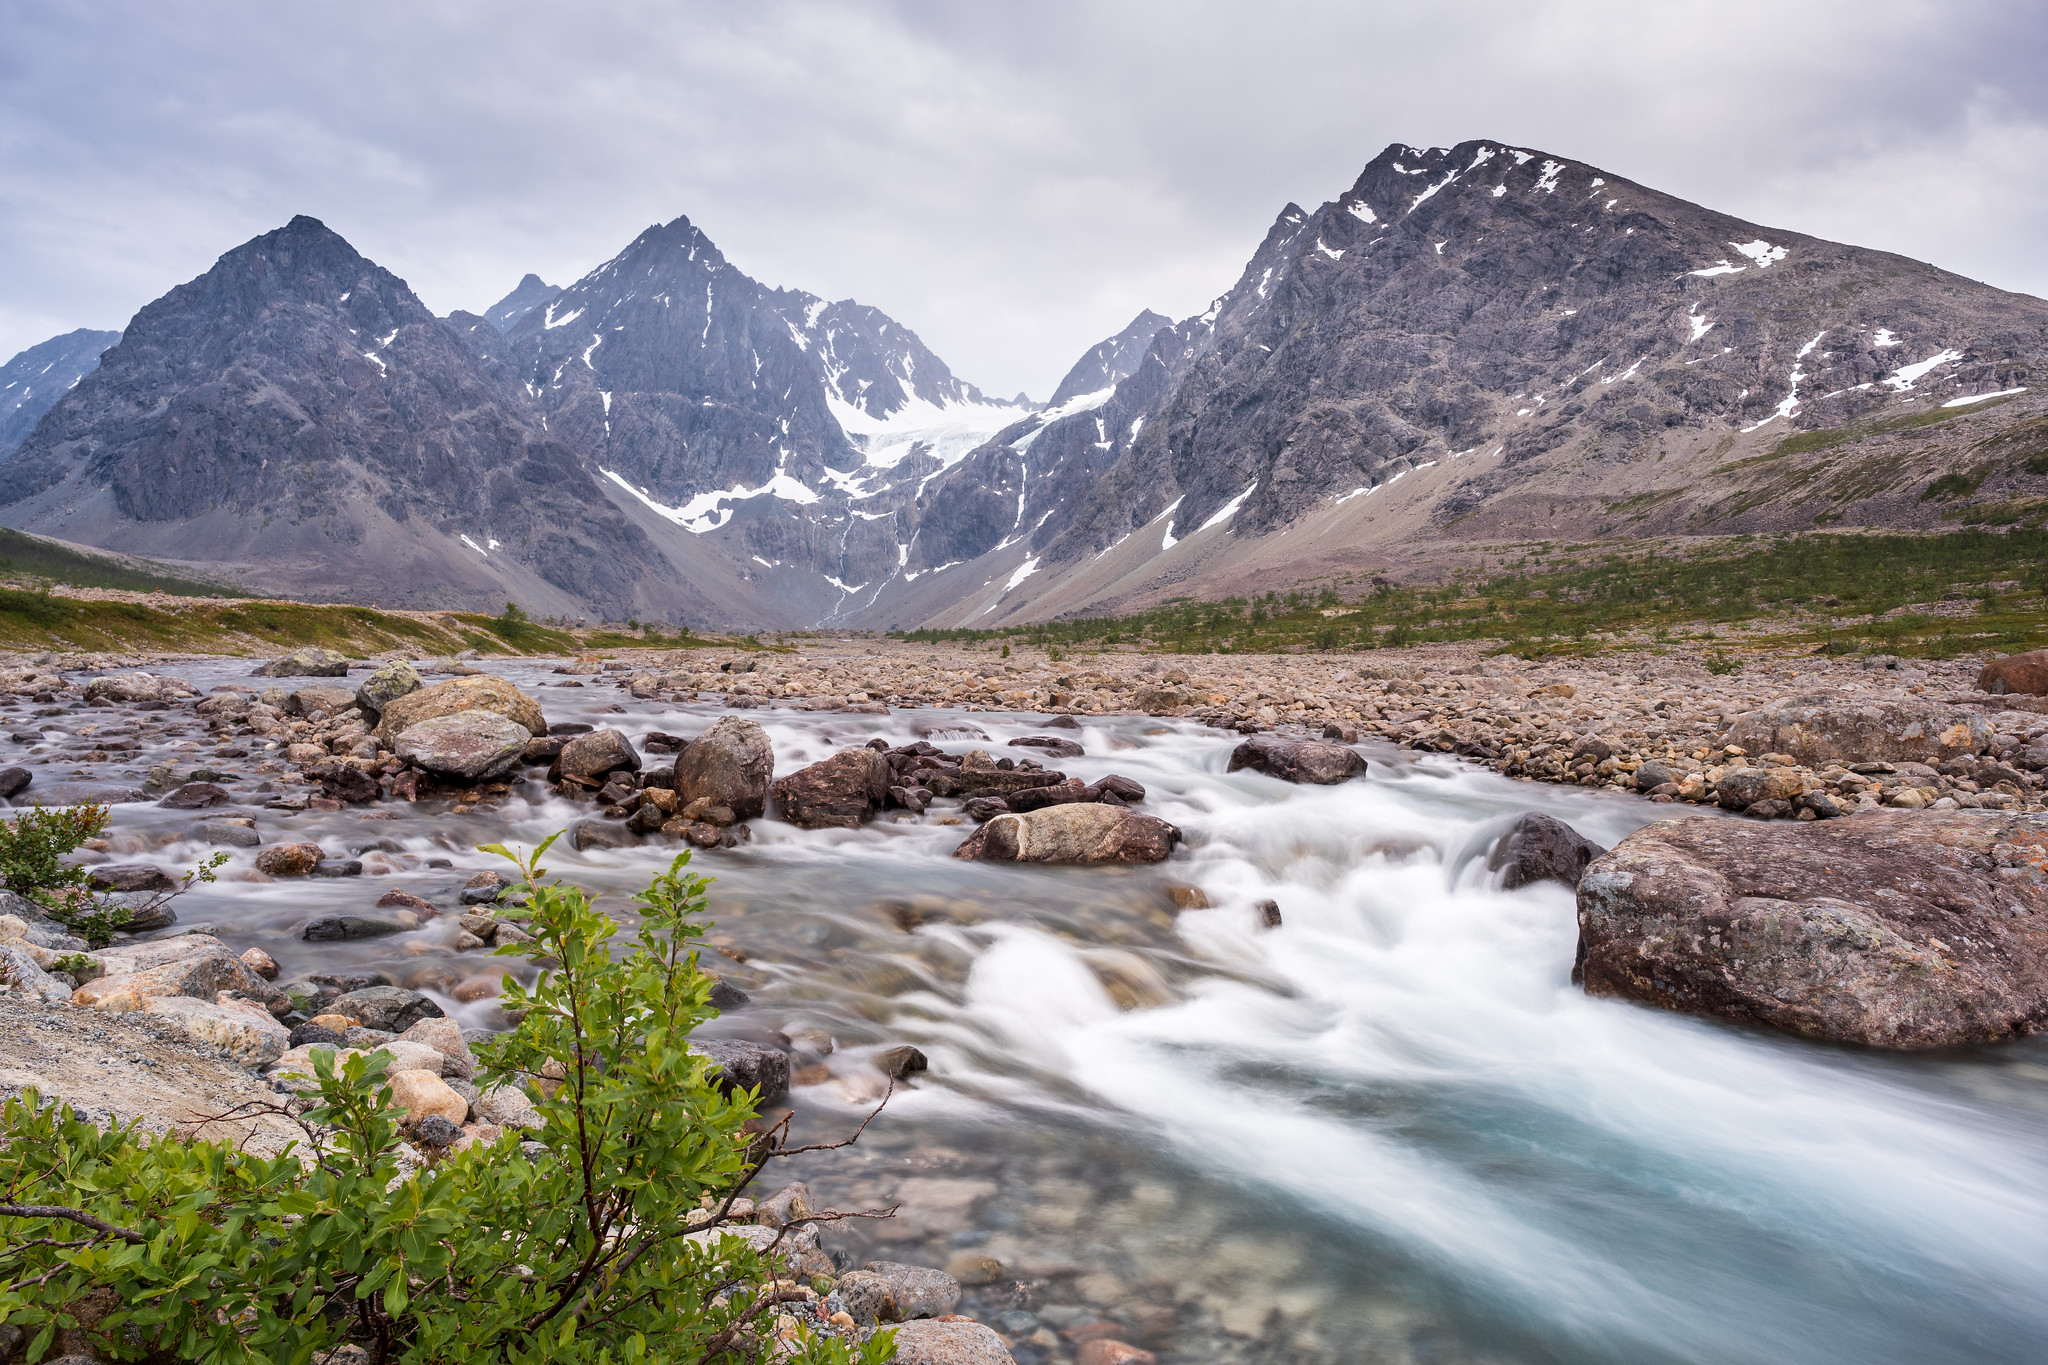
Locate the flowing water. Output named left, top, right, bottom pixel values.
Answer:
left=57, top=660, right=2048, bottom=1364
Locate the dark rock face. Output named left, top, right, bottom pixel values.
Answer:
left=1488, top=812, right=1606, bottom=890
left=1227, top=734, right=1367, bottom=784
left=673, top=716, right=773, bottom=820
left=771, top=748, right=890, bottom=829
left=0, top=216, right=694, bottom=621
left=0, top=328, right=119, bottom=458
left=1046, top=309, right=1174, bottom=407
left=1577, top=812, right=2048, bottom=1048
left=1979, top=650, right=2048, bottom=696
left=330, top=985, right=443, bottom=1033
left=953, top=804, right=1182, bottom=864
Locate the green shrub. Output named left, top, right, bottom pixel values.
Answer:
left=0, top=839, right=895, bottom=1365
left=0, top=802, right=224, bottom=947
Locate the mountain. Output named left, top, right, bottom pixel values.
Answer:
left=482, top=273, right=558, bottom=332
left=0, top=216, right=720, bottom=621
left=0, top=329, right=121, bottom=457
left=1046, top=310, right=1171, bottom=406
left=866, top=139, right=2048, bottom=628
left=496, top=214, right=1041, bottom=622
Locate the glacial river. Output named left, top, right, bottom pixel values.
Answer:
left=72, top=660, right=2048, bottom=1364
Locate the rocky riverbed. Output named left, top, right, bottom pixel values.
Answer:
left=3, top=638, right=2048, bottom=1364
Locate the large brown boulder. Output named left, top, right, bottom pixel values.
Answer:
left=953, top=803, right=1181, bottom=864
left=374, top=675, right=545, bottom=745
left=888, top=1319, right=1017, bottom=1365
left=1577, top=811, right=2048, bottom=1049
left=674, top=717, right=773, bottom=820
left=1978, top=649, right=2048, bottom=696
left=772, top=748, right=889, bottom=829
left=1720, top=701, right=1992, bottom=768
left=1227, top=734, right=1367, bottom=784
left=1489, top=812, right=1605, bottom=890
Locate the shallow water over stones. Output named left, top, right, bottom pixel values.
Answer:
left=50, top=659, right=2048, bottom=1364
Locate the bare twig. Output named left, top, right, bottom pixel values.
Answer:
left=0, top=1203, right=145, bottom=1243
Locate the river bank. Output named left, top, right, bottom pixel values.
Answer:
left=4, top=643, right=2048, bottom=1363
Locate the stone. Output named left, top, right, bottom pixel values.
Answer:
left=0, top=943, right=72, bottom=1004
left=83, top=672, right=166, bottom=703
left=387, top=1069, right=468, bottom=1125
left=1322, top=722, right=1361, bottom=743
left=314, top=858, right=363, bottom=878
left=202, top=819, right=261, bottom=847
left=399, top=1016, right=475, bottom=1080
left=1722, top=701, right=1993, bottom=768
left=409, top=1114, right=462, bottom=1148
left=269, top=1039, right=444, bottom=1080
left=285, top=684, right=357, bottom=718
left=862, top=1262, right=961, bottom=1319
left=570, top=819, right=643, bottom=852
left=1095, top=774, right=1147, bottom=802
left=373, top=675, right=545, bottom=746
left=694, top=1039, right=790, bottom=1097
left=952, top=804, right=1182, bottom=864
left=1226, top=734, right=1367, bottom=784
left=1132, top=685, right=1195, bottom=712
left=887, top=1319, right=1017, bottom=1365
left=302, top=914, right=406, bottom=941
left=1008, top=735, right=1085, bottom=758
left=888, top=784, right=929, bottom=814
left=312, top=763, right=379, bottom=804
left=376, top=889, right=437, bottom=914
left=239, top=947, right=280, bottom=979
left=1008, top=778, right=1087, bottom=813
left=255, top=842, right=324, bottom=877
left=86, top=863, right=176, bottom=893
left=395, top=710, right=531, bottom=781
left=257, top=646, right=350, bottom=678
left=1977, top=649, right=2048, bottom=696
left=945, top=1252, right=1003, bottom=1286
left=962, top=796, right=1011, bottom=822
left=72, top=937, right=272, bottom=1013
left=354, top=661, right=423, bottom=716
left=473, top=1084, right=541, bottom=1129
left=141, top=995, right=290, bottom=1065
left=1634, top=760, right=1675, bottom=792
left=1488, top=813, right=1606, bottom=891
left=755, top=1182, right=813, bottom=1228
left=289, top=1021, right=346, bottom=1049
left=329, top=985, right=443, bottom=1033
left=772, top=748, right=891, bottom=829
left=1715, top=767, right=1808, bottom=810
left=1577, top=811, right=2048, bottom=1049
left=1571, top=733, right=1616, bottom=763
left=0, top=766, right=29, bottom=799
left=557, top=727, right=642, bottom=783
left=1255, top=898, right=1283, bottom=928
left=674, top=717, right=774, bottom=820
left=875, top=1044, right=929, bottom=1080
left=460, top=871, right=504, bottom=904
left=1077, top=1343, right=1155, bottom=1365
left=835, top=1270, right=900, bottom=1324
left=159, top=781, right=230, bottom=810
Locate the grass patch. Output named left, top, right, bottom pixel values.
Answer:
left=1772, top=396, right=2017, bottom=458
left=893, top=528, right=2048, bottom=661
left=0, top=527, right=235, bottom=597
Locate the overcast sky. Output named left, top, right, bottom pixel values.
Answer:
left=3, top=0, right=2044, bottom=398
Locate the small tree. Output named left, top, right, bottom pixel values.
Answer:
left=0, top=803, right=222, bottom=947
left=501, top=601, right=529, bottom=624
left=0, top=840, right=895, bottom=1364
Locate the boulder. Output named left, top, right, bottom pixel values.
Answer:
left=387, top=1069, right=468, bottom=1125
left=1721, top=701, right=1993, bottom=768
left=693, top=1039, right=790, bottom=1097
left=953, top=803, right=1181, bottom=864
left=673, top=717, right=773, bottom=820
left=1577, top=811, right=2048, bottom=1049
left=1008, top=778, right=1086, bottom=813
left=1008, top=735, right=1085, bottom=759
left=302, top=914, right=407, bottom=941
left=1488, top=813, right=1606, bottom=891
left=557, top=727, right=642, bottom=784
left=284, top=684, right=357, bottom=718
left=257, top=646, right=351, bottom=678
left=1715, top=767, right=1808, bottom=810
left=395, top=710, right=531, bottom=781
left=1634, top=760, right=1675, bottom=792
left=1227, top=734, right=1367, bottom=785
left=0, top=766, right=29, bottom=799
left=473, top=1084, right=541, bottom=1130
left=329, top=985, right=443, bottom=1033
left=570, top=819, right=642, bottom=852
left=86, top=864, right=176, bottom=893
left=311, top=763, right=379, bottom=804
left=834, top=1270, right=900, bottom=1325
left=255, top=842, right=325, bottom=877
left=202, top=819, right=261, bottom=847
left=270, top=1039, right=445, bottom=1080
left=141, top=996, right=289, bottom=1066
left=1978, top=649, right=2048, bottom=696
left=888, top=1320, right=1017, bottom=1365
left=1133, top=685, right=1195, bottom=712
left=0, top=943, right=72, bottom=1004
left=82, top=672, right=163, bottom=704
left=771, top=748, right=890, bottom=829
left=862, top=1262, right=960, bottom=1318
left=71, top=937, right=272, bottom=1012
left=398, top=1016, right=475, bottom=1081
left=159, top=782, right=230, bottom=810
left=355, top=661, right=423, bottom=716
left=373, top=675, right=545, bottom=745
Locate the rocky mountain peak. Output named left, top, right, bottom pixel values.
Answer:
left=0, top=328, right=121, bottom=458
left=483, top=273, right=559, bottom=332
left=1047, top=309, right=1172, bottom=407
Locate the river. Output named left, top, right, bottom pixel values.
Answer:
left=65, top=659, right=2048, bottom=1364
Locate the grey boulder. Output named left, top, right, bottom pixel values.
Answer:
left=258, top=646, right=351, bottom=678
left=355, top=661, right=423, bottom=716
left=557, top=727, right=641, bottom=784
left=771, top=748, right=889, bottom=829
left=395, top=710, right=530, bottom=781
left=674, top=717, right=773, bottom=821
left=953, top=803, right=1181, bottom=864
left=1227, top=734, right=1367, bottom=784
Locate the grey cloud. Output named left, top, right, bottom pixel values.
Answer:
left=1, top=0, right=2043, bottom=397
